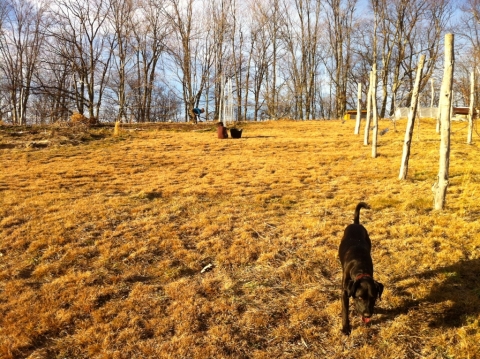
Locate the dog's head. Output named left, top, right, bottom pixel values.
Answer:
left=347, top=277, right=384, bottom=323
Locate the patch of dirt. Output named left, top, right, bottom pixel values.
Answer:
left=0, top=122, right=226, bottom=150
left=0, top=124, right=103, bottom=149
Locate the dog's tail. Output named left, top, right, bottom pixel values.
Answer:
left=353, top=202, right=370, bottom=224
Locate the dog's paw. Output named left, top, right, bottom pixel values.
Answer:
left=341, top=325, right=351, bottom=336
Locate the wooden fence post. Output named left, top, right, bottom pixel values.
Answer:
left=433, top=34, right=454, bottom=210
left=371, top=63, right=379, bottom=158
left=354, top=83, right=362, bottom=135
left=467, top=70, right=475, bottom=145
left=399, top=54, right=426, bottom=180
left=364, top=71, right=373, bottom=146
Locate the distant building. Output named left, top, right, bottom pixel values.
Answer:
left=394, top=107, right=477, bottom=120
left=343, top=110, right=368, bottom=121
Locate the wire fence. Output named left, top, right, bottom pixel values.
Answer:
left=394, top=107, right=439, bottom=120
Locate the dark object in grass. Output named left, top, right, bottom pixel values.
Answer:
left=230, top=128, right=243, bottom=138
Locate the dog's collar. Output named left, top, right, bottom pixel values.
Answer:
left=355, top=273, right=372, bottom=281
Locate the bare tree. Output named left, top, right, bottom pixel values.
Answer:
left=208, top=0, right=233, bottom=121
left=279, top=0, right=322, bottom=120
left=245, top=3, right=270, bottom=121
left=0, top=2, right=6, bottom=30
left=0, top=1, right=9, bottom=122
left=49, top=0, right=113, bottom=120
left=351, top=0, right=452, bottom=119
left=458, top=0, right=480, bottom=140
left=163, top=0, right=212, bottom=123
left=323, top=0, right=358, bottom=119
left=0, top=0, right=47, bottom=125
left=0, top=0, right=465, bottom=125
left=252, top=35, right=269, bottom=121
left=234, top=8, right=251, bottom=121
left=109, top=0, right=136, bottom=122
left=34, top=49, right=73, bottom=123
left=128, top=0, right=168, bottom=122
left=264, top=0, right=282, bottom=119
left=459, top=0, right=480, bottom=66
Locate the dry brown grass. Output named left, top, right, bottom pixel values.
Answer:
left=0, top=119, right=479, bottom=358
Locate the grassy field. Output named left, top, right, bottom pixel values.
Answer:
left=0, top=119, right=479, bottom=358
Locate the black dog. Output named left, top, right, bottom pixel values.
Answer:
left=338, top=202, right=384, bottom=335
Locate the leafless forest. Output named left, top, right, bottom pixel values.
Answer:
left=0, top=0, right=478, bottom=124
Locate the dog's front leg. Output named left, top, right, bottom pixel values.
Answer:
left=341, top=290, right=351, bottom=335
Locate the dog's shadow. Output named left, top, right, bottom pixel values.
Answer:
left=377, top=258, right=480, bottom=328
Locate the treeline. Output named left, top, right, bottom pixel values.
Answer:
left=0, top=0, right=477, bottom=125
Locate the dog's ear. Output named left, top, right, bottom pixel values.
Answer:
left=346, top=280, right=357, bottom=298
left=375, top=281, right=384, bottom=300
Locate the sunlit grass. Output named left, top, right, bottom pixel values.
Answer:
left=0, top=119, right=479, bottom=358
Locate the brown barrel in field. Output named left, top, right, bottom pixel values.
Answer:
left=217, top=123, right=228, bottom=139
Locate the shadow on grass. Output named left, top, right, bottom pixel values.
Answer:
left=0, top=143, right=17, bottom=149
left=242, top=135, right=276, bottom=139
left=378, top=259, right=480, bottom=328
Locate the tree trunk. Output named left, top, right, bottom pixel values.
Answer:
left=370, top=0, right=379, bottom=151
left=399, top=54, right=426, bottom=179
left=467, top=70, right=475, bottom=144
left=430, top=78, right=435, bottom=108
left=364, top=71, right=373, bottom=145
left=436, top=71, right=444, bottom=134
left=371, top=63, right=379, bottom=158
left=354, top=83, right=362, bottom=134
left=433, top=34, right=454, bottom=210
